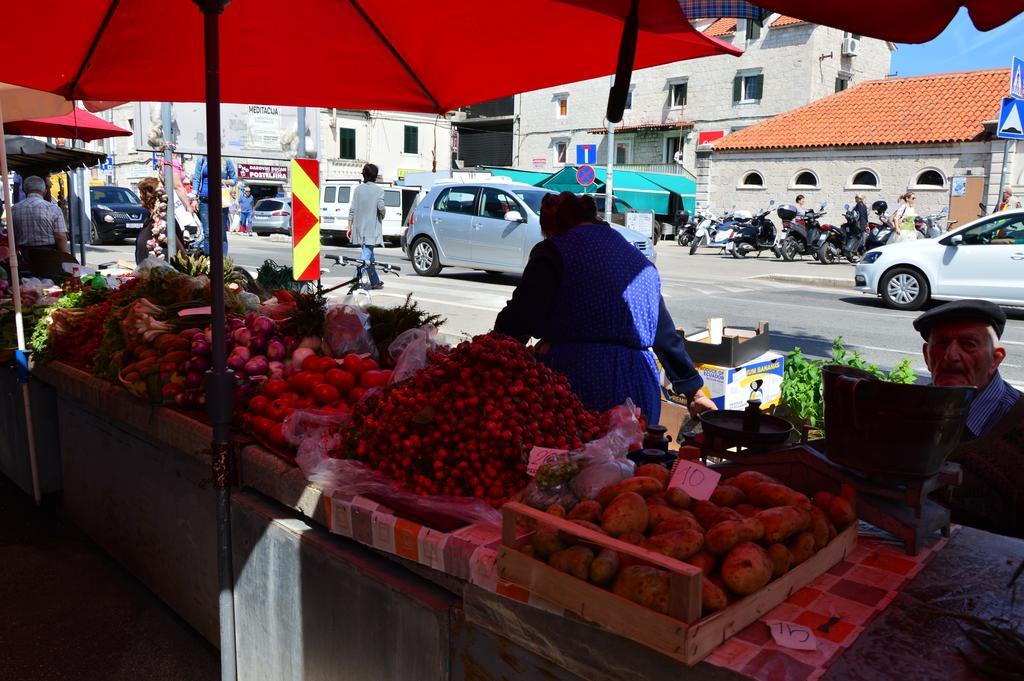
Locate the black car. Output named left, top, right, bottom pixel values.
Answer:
left=90, top=186, right=149, bottom=244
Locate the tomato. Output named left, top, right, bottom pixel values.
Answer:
left=359, top=357, right=379, bottom=374
left=341, top=354, right=365, bottom=375
left=349, top=387, right=367, bottom=402
left=161, top=382, right=182, bottom=397
left=262, top=378, right=288, bottom=399
left=248, top=395, right=270, bottom=415
left=269, top=423, right=289, bottom=448
left=325, top=368, right=356, bottom=393
left=288, top=370, right=324, bottom=395
left=251, top=416, right=274, bottom=437
left=301, top=354, right=322, bottom=372
left=279, top=391, right=299, bottom=406
left=264, top=399, right=291, bottom=422
left=360, top=369, right=390, bottom=389
left=314, top=355, right=338, bottom=373
left=313, top=383, right=340, bottom=404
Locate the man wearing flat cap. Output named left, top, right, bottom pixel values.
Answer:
left=914, top=299, right=1023, bottom=536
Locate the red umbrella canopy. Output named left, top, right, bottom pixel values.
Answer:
left=3, top=0, right=738, bottom=113
left=3, top=107, right=131, bottom=141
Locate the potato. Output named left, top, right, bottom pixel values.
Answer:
left=756, top=506, right=811, bottom=544
left=734, top=503, right=759, bottom=518
left=767, top=543, right=792, bottom=578
left=642, top=529, right=704, bottom=561
left=721, top=542, right=774, bottom=596
left=813, top=491, right=835, bottom=510
left=530, top=526, right=566, bottom=559
left=702, top=576, right=728, bottom=613
left=646, top=492, right=669, bottom=507
left=601, top=492, right=649, bottom=537
left=711, top=484, right=746, bottom=508
left=546, top=503, right=567, bottom=518
left=595, top=476, right=665, bottom=506
left=694, top=500, right=743, bottom=530
left=647, top=504, right=684, bottom=532
left=809, top=506, right=831, bottom=550
left=636, top=463, right=671, bottom=487
left=787, top=531, right=816, bottom=565
left=727, top=471, right=780, bottom=497
left=665, top=487, right=693, bottom=509
left=611, top=566, right=671, bottom=614
left=567, top=500, right=602, bottom=523
left=617, top=531, right=645, bottom=545
left=589, top=548, right=620, bottom=586
left=748, top=482, right=810, bottom=510
left=653, top=514, right=703, bottom=536
left=615, top=531, right=645, bottom=567
left=549, top=545, right=595, bottom=580
left=827, top=496, right=857, bottom=530
left=828, top=523, right=837, bottom=542
left=705, top=521, right=742, bottom=556
left=686, top=551, right=717, bottom=577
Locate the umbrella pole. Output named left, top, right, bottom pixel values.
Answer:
left=0, top=110, right=42, bottom=505
left=196, top=2, right=237, bottom=680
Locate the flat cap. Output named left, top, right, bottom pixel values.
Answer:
left=913, top=299, right=1006, bottom=340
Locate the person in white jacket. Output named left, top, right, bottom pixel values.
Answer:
left=347, top=163, right=386, bottom=290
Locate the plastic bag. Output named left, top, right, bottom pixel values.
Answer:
left=520, top=454, right=581, bottom=510
left=569, top=400, right=643, bottom=500
left=283, top=407, right=352, bottom=461
left=324, top=298, right=377, bottom=359
left=388, top=324, right=440, bottom=383
left=135, top=256, right=175, bottom=274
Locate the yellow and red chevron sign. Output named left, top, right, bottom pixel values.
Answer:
left=291, top=158, right=320, bottom=281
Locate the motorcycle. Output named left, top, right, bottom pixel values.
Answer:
left=818, top=204, right=864, bottom=264
left=675, top=208, right=697, bottom=247
left=864, top=200, right=894, bottom=251
left=778, top=203, right=828, bottom=261
left=689, top=206, right=736, bottom=255
left=915, top=207, right=949, bottom=239
left=728, top=201, right=780, bottom=259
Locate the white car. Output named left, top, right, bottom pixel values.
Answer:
left=854, top=208, right=1024, bottom=310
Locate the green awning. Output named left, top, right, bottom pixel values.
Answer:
left=540, top=166, right=688, bottom=215
left=638, top=172, right=697, bottom=213
left=482, top=166, right=553, bottom=186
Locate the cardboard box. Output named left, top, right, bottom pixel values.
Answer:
left=666, top=351, right=784, bottom=411
left=682, top=323, right=771, bottom=368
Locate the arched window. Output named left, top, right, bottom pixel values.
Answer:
left=740, top=171, right=764, bottom=187
left=914, top=169, right=945, bottom=187
left=792, top=170, right=818, bottom=188
left=850, top=169, right=878, bottom=187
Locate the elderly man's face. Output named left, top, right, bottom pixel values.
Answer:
left=924, top=320, right=1005, bottom=388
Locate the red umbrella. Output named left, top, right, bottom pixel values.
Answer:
left=3, top=107, right=130, bottom=141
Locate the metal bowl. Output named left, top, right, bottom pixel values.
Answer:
left=698, top=409, right=794, bottom=448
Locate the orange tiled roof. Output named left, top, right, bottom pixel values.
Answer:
left=714, top=69, right=1009, bottom=151
left=704, top=18, right=736, bottom=37
left=771, top=15, right=803, bottom=27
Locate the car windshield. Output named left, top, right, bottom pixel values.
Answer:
left=91, top=187, right=140, bottom=205
left=256, top=199, right=284, bottom=211
left=512, top=190, right=550, bottom=214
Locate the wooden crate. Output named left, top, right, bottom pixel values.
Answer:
left=498, top=499, right=858, bottom=666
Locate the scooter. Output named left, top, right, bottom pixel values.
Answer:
left=864, top=200, right=894, bottom=251
left=689, top=207, right=735, bottom=255
left=915, top=207, right=949, bottom=239
left=778, top=203, right=828, bottom=261
left=818, top=204, right=864, bottom=264
left=676, top=208, right=697, bottom=247
left=728, top=201, right=780, bottom=259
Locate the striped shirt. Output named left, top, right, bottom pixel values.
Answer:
left=11, top=194, right=67, bottom=247
left=966, top=372, right=1022, bottom=438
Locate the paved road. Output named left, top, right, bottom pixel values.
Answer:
left=83, top=234, right=1024, bottom=386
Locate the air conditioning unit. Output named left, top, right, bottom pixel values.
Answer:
left=842, top=37, right=860, bottom=56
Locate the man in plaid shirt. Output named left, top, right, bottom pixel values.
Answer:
left=11, top=176, right=69, bottom=253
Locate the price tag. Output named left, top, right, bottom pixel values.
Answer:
left=178, top=306, right=212, bottom=317
left=668, top=459, right=720, bottom=501
left=526, top=447, right=568, bottom=476
left=767, top=621, right=818, bottom=651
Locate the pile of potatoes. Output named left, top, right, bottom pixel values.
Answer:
left=524, top=464, right=856, bottom=618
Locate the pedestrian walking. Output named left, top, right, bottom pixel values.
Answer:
left=189, top=155, right=237, bottom=255
left=889, top=192, right=918, bottom=242
left=999, top=186, right=1022, bottom=212
left=228, top=186, right=240, bottom=233
left=239, top=186, right=254, bottom=235
left=347, top=163, right=386, bottom=290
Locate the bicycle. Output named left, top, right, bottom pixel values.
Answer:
left=321, top=254, right=401, bottom=297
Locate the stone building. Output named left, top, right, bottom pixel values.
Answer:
left=706, top=68, right=1022, bottom=220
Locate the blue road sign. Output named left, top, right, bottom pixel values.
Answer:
left=998, top=97, right=1024, bottom=140
left=1011, top=57, right=1024, bottom=100
left=576, top=144, right=596, bottom=165
left=576, top=164, right=596, bottom=186
left=99, top=155, right=114, bottom=170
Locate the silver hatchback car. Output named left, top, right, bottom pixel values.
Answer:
left=252, top=198, right=292, bottom=236
left=405, top=182, right=656, bottom=276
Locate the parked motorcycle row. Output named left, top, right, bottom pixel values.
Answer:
left=675, top=199, right=951, bottom=265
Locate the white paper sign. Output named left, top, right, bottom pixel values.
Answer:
left=526, top=447, right=568, bottom=476
left=668, top=459, right=720, bottom=501
left=767, top=621, right=818, bottom=651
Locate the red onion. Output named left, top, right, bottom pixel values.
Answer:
left=251, top=316, right=276, bottom=334
left=292, top=347, right=315, bottom=371
left=184, top=372, right=204, bottom=390
left=228, top=317, right=246, bottom=331
left=231, top=327, right=252, bottom=347
left=191, top=339, right=211, bottom=357
left=299, top=336, right=321, bottom=349
left=191, top=355, right=211, bottom=372
left=244, top=356, right=270, bottom=376
left=268, top=361, right=285, bottom=380
left=231, top=346, right=252, bottom=362
left=266, top=339, right=286, bottom=361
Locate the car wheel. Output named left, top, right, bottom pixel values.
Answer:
left=651, top=225, right=661, bottom=246
left=880, top=267, right=930, bottom=311
left=411, top=237, right=442, bottom=277
left=89, top=220, right=109, bottom=245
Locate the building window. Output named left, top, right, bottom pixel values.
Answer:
left=792, top=170, right=819, bottom=188
left=914, top=169, right=945, bottom=188
left=835, top=77, right=850, bottom=92
left=850, top=169, right=879, bottom=187
left=740, top=171, right=765, bottom=188
left=665, top=136, right=683, bottom=163
left=339, top=127, right=356, bottom=160
left=733, top=72, right=764, bottom=103
left=127, top=117, right=134, bottom=132
left=670, top=81, right=688, bottom=108
left=553, top=140, right=568, bottom=165
left=745, top=20, right=761, bottom=42
left=625, top=87, right=634, bottom=110
left=615, top=140, right=631, bottom=164
left=403, top=125, right=418, bottom=154
left=555, top=95, right=568, bottom=118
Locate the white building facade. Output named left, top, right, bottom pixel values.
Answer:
left=513, top=15, right=892, bottom=183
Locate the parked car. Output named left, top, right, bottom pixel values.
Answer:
left=89, top=185, right=148, bottom=244
left=406, top=182, right=655, bottom=276
left=854, top=208, right=1024, bottom=310
left=252, top=198, right=292, bottom=236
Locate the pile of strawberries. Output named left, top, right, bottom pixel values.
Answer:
left=349, top=333, right=608, bottom=507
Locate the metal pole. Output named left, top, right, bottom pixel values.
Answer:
left=195, top=2, right=236, bottom=680
left=605, top=118, right=614, bottom=224
left=297, top=106, right=306, bottom=158
left=996, top=139, right=1010, bottom=212
left=77, top=169, right=88, bottom=264
left=162, top=102, right=177, bottom=258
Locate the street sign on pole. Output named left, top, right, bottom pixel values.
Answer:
left=576, top=144, right=596, bottom=165
left=997, top=97, right=1024, bottom=140
left=1010, top=56, right=1024, bottom=100
left=576, top=164, right=596, bottom=186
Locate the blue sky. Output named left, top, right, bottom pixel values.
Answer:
left=891, top=8, right=1024, bottom=77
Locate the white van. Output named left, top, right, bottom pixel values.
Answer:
left=320, top=180, right=406, bottom=245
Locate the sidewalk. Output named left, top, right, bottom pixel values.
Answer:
left=0, top=475, right=218, bottom=681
